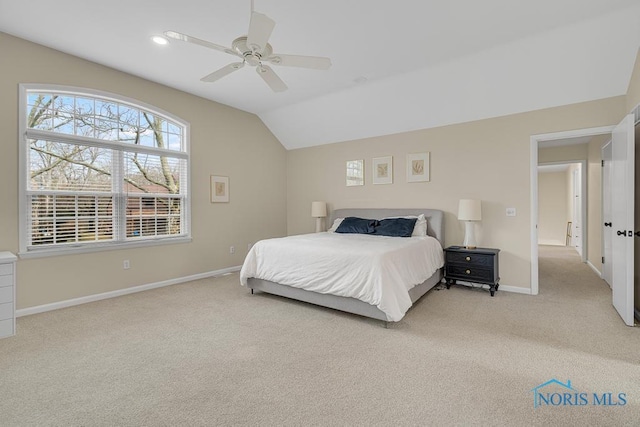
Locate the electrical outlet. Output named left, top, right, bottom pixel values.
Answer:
left=506, top=208, right=516, bottom=217
left=229, top=246, right=235, bottom=254
left=123, top=260, right=130, bottom=269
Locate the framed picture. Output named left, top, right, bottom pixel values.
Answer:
left=210, top=175, right=229, bottom=203
left=372, top=156, right=393, bottom=185
left=346, top=159, right=364, bottom=186
left=406, top=152, right=430, bottom=182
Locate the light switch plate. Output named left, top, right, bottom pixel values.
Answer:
left=506, top=208, right=516, bottom=217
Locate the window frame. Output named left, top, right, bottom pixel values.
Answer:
left=18, top=84, right=192, bottom=258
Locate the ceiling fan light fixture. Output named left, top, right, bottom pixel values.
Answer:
left=151, top=35, right=169, bottom=45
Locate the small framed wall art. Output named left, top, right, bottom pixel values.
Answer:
left=210, top=175, right=229, bottom=203
left=372, top=156, right=393, bottom=185
left=406, top=152, right=430, bottom=182
left=346, top=159, right=364, bottom=186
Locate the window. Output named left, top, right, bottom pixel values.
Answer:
left=19, top=85, right=190, bottom=256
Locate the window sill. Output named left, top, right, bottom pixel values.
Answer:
left=18, top=236, right=192, bottom=259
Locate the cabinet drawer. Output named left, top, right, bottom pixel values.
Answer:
left=0, top=302, right=13, bottom=320
left=0, top=286, right=12, bottom=304
left=446, top=252, right=494, bottom=267
left=0, top=274, right=12, bottom=288
left=0, top=318, right=13, bottom=338
left=446, top=265, right=494, bottom=283
left=0, top=263, right=12, bottom=276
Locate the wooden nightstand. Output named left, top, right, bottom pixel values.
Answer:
left=444, top=246, right=500, bottom=296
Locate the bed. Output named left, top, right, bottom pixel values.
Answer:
left=240, top=208, right=445, bottom=323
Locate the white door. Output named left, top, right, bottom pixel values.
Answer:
left=572, top=167, right=583, bottom=257
left=611, top=114, right=635, bottom=326
left=602, top=141, right=613, bottom=287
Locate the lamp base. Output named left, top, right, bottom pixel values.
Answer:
left=462, top=221, right=477, bottom=249
left=315, top=217, right=324, bottom=233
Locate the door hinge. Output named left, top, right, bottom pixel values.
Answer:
left=601, top=160, right=604, bottom=167
left=602, top=256, right=605, bottom=264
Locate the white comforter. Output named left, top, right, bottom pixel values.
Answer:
left=240, top=232, right=444, bottom=321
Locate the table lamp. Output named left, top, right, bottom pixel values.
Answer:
left=458, top=199, right=481, bottom=249
left=311, top=201, right=327, bottom=233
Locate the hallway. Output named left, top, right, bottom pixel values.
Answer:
left=538, top=244, right=611, bottom=301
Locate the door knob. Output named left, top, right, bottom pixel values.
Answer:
left=617, top=230, right=628, bottom=236
left=604, top=222, right=612, bottom=227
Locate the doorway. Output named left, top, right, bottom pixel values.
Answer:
left=529, top=125, right=615, bottom=295
left=537, top=161, right=585, bottom=257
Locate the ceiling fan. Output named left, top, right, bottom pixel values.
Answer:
left=164, top=4, right=332, bottom=92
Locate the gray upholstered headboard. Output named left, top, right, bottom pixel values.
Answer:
left=329, top=208, right=445, bottom=247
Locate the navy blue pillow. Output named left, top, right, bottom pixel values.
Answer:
left=373, top=218, right=418, bottom=237
left=335, top=217, right=377, bottom=234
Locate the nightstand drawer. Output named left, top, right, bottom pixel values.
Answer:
left=446, top=264, right=494, bottom=283
left=446, top=251, right=494, bottom=267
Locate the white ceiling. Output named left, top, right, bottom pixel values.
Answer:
left=1, top=1, right=639, bottom=149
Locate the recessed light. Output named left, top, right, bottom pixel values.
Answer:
left=151, top=36, right=168, bottom=45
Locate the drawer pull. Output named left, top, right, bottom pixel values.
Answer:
left=466, top=269, right=471, bottom=274
left=465, top=256, right=471, bottom=261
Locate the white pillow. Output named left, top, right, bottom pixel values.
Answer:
left=327, top=218, right=344, bottom=232
left=383, top=214, right=427, bottom=237
left=413, top=214, right=428, bottom=237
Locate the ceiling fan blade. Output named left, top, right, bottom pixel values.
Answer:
left=256, top=65, right=287, bottom=92
left=201, top=62, right=245, bottom=83
left=164, top=30, right=238, bottom=57
left=267, top=54, right=332, bottom=70
left=246, top=12, right=275, bottom=54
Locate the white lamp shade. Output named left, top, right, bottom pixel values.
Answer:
left=311, top=201, right=327, bottom=218
left=458, top=199, right=481, bottom=221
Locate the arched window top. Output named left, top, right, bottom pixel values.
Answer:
left=25, top=86, right=187, bottom=153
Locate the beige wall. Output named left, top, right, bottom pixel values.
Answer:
left=287, top=97, right=626, bottom=291
left=538, top=171, right=569, bottom=246
left=538, top=144, right=587, bottom=163
left=0, top=33, right=287, bottom=309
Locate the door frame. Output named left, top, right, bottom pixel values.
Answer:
left=530, top=126, right=615, bottom=295
left=601, top=139, right=613, bottom=287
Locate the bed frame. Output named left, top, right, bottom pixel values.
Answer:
left=247, top=208, right=445, bottom=323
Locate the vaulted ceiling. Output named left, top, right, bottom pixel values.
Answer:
left=1, top=1, right=639, bottom=149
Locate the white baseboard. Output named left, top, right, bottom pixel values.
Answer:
left=498, top=285, right=533, bottom=295
left=16, top=265, right=242, bottom=317
left=452, top=281, right=532, bottom=295
left=586, top=261, right=602, bottom=278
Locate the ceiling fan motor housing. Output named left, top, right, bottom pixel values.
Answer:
left=232, top=36, right=272, bottom=66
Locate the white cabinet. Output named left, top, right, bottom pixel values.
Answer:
left=0, top=252, right=17, bottom=339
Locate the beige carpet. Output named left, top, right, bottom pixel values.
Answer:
left=1, top=245, right=638, bottom=425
